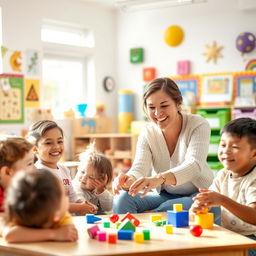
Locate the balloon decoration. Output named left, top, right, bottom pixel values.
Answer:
left=164, top=25, right=184, bottom=47
left=236, top=32, right=256, bottom=54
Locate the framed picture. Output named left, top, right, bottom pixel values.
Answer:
left=0, top=74, right=24, bottom=123
left=171, top=75, right=199, bottom=105
left=200, top=73, right=234, bottom=105
left=234, top=71, right=256, bottom=98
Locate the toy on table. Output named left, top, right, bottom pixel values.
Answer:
left=167, top=203, right=189, bottom=228
left=118, top=219, right=136, bottom=232
left=195, top=208, right=214, bottom=229
left=87, top=225, right=100, bottom=239
left=86, top=214, right=102, bottom=224
left=190, top=225, right=203, bottom=237
left=109, top=213, right=119, bottom=223
left=120, top=212, right=140, bottom=227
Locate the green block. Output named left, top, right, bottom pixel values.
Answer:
left=118, top=219, right=136, bottom=232
left=103, top=222, right=110, bottom=228
left=154, top=220, right=163, bottom=226
left=143, top=230, right=150, bottom=240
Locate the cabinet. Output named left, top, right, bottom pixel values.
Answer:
left=72, top=133, right=138, bottom=175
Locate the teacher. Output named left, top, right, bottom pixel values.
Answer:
left=113, top=77, right=214, bottom=214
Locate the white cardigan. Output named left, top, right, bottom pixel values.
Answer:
left=128, top=112, right=214, bottom=195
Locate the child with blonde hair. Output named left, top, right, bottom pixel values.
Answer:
left=73, top=143, right=113, bottom=214
left=0, top=136, right=35, bottom=211
left=27, top=120, right=97, bottom=215
left=2, top=169, right=78, bottom=243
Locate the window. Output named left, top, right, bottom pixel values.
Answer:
left=41, top=20, right=94, bottom=119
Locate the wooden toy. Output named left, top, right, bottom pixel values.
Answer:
left=118, top=219, right=136, bottom=232
left=87, top=225, right=100, bottom=239
left=108, top=233, right=117, bottom=244
left=134, top=232, right=144, bottom=243
left=151, top=215, right=162, bottom=222
left=173, top=203, right=183, bottom=212
left=166, top=225, right=173, bottom=234
left=120, top=212, right=140, bottom=227
left=195, top=213, right=214, bottom=229
left=190, top=225, right=203, bottom=237
left=142, top=230, right=150, bottom=240
left=109, top=214, right=119, bottom=223
left=117, top=230, right=133, bottom=240
left=86, top=214, right=102, bottom=224
left=153, top=220, right=164, bottom=226
left=97, top=231, right=107, bottom=242
left=167, top=210, right=189, bottom=227
left=103, top=222, right=110, bottom=228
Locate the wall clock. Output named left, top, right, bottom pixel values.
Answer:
left=103, top=76, right=115, bottom=92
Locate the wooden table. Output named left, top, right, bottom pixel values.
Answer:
left=0, top=213, right=255, bottom=256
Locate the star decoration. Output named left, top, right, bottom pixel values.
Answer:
left=203, top=41, right=223, bottom=64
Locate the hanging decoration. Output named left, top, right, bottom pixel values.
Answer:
left=236, top=32, right=255, bottom=55
left=202, top=41, right=223, bottom=64
left=164, top=25, right=184, bottom=47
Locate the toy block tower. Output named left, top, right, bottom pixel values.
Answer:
left=118, top=219, right=136, bottom=232
left=195, top=208, right=214, bottom=229
left=167, top=204, right=189, bottom=227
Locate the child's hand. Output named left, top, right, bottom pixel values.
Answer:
left=54, top=225, right=78, bottom=242
left=192, top=189, right=223, bottom=208
left=78, top=200, right=98, bottom=215
left=92, top=175, right=108, bottom=195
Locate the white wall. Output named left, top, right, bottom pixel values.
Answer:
left=0, top=0, right=118, bottom=134
left=116, top=0, right=256, bottom=119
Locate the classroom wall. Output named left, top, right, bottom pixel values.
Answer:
left=0, top=0, right=117, bottom=134
left=116, top=0, right=256, bottom=119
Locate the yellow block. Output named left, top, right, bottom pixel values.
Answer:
left=173, top=203, right=183, bottom=212
left=166, top=225, right=173, bottom=234
left=134, top=232, right=144, bottom=243
left=151, top=215, right=163, bottom=222
left=195, top=213, right=214, bottom=229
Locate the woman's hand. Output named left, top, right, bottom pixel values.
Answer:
left=112, top=172, right=136, bottom=195
left=128, top=175, right=163, bottom=198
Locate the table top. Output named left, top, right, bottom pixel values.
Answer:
left=0, top=212, right=255, bottom=256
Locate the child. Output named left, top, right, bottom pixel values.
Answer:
left=2, top=169, right=78, bottom=243
left=0, top=136, right=35, bottom=211
left=27, top=120, right=97, bottom=215
left=190, top=117, right=256, bottom=255
left=73, top=143, right=113, bottom=214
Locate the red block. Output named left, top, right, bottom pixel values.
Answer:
left=108, top=233, right=117, bottom=244
left=110, top=214, right=119, bottom=223
left=120, top=212, right=140, bottom=227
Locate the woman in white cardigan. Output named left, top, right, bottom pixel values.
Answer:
left=113, top=78, right=219, bottom=222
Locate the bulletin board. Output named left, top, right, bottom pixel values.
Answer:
left=0, top=74, right=24, bottom=123
left=171, top=75, right=199, bottom=104
left=234, top=71, right=256, bottom=98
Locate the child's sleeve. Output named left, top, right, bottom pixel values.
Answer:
left=96, top=190, right=113, bottom=212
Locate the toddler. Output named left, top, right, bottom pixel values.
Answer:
left=2, top=169, right=78, bottom=243
left=0, top=136, right=35, bottom=211
left=190, top=117, right=256, bottom=256
left=27, top=120, right=97, bottom=215
left=73, top=143, right=113, bottom=214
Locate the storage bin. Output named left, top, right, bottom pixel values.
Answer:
left=232, top=107, right=256, bottom=120
left=208, top=134, right=220, bottom=156
left=197, top=108, right=231, bottom=130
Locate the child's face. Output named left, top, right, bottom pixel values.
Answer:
left=35, top=128, right=64, bottom=168
left=0, top=149, right=35, bottom=189
left=218, top=133, right=256, bottom=177
left=78, top=162, right=100, bottom=191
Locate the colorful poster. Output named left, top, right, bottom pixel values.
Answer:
left=26, top=49, right=40, bottom=76
left=25, top=79, right=40, bottom=107
left=0, top=74, right=24, bottom=123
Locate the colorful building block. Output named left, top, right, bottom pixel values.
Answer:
left=173, top=203, right=183, bottom=212
left=166, top=225, right=173, bottom=234
left=120, top=212, right=140, bottom=227
left=153, top=220, right=163, bottom=226
left=103, top=222, right=110, bottom=228
left=115, top=222, right=121, bottom=229
left=117, top=230, right=133, bottom=240
left=167, top=210, right=189, bottom=227
left=109, top=214, right=119, bottom=223
left=87, top=225, right=100, bottom=239
left=97, top=231, right=107, bottom=242
left=118, top=219, right=136, bottom=232
left=85, top=214, right=102, bottom=224
left=142, top=230, right=150, bottom=240
left=195, top=213, right=214, bottom=229
left=108, top=233, right=117, bottom=244
left=151, top=215, right=162, bottom=222
left=134, top=232, right=144, bottom=243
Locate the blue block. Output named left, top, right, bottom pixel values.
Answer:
left=86, top=214, right=102, bottom=224
left=117, top=230, right=133, bottom=240
left=167, top=210, right=189, bottom=227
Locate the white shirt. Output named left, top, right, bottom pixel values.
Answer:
left=209, top=167, right=256, bottom=236
left=127, top=112, right=214, bottom=195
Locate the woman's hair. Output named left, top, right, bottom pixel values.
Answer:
left=5, top=169, right=62, bottom=228
left=78, top=143, right=113, bottom=184
left=143, top=77, right=183, bottom=113
left=221, top=117, right=256, bottom=149
left=0, top=137, right=33, bottom=169
left=27, top=120, right=63, bottom=145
